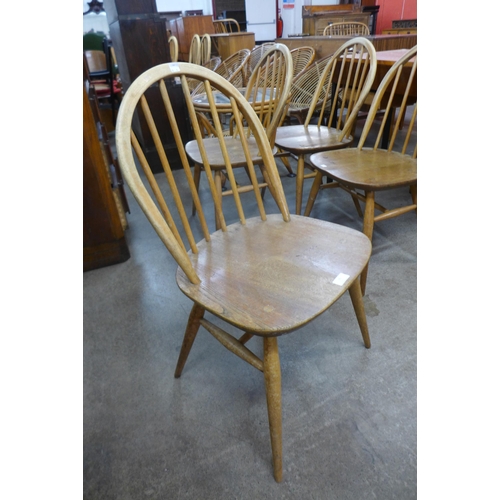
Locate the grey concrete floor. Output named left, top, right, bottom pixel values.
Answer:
left=84, top=128, right=417, bottom=498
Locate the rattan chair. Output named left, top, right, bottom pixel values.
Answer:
left=115, top=60, right=372, bottom=482
left=213, top=18, right=240, bottom=34
left=290, top=46, right=316, bottom=78
left=323, top=22, right=370, bottom=36
left=306, top=46, right=417, bottom=295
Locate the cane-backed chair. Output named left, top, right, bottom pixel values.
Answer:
left=245, top=42, right=275, bottom=84
left=290, top=46, right=316, bottom=78
left=168, top=35, right=178, bottom=62
left=306, top=46, right=417, bottom=295
left=186, top=44, right=294, bottom=228
left=323, top=22, right=370, bottom=36
left=189, top=34, right=201, bottom=65
left=274, top=37, right=377, bottom=215
left=115, top=60, right=372, bottom=483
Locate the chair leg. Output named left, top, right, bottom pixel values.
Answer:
left=304, top=171, right=323, bottom=216
left=174, top=303, right=205, bottom=378
left=360, top=191, right=375, bottom=295
left=263, top=337, right=283, bottom=483
left=191, top=164, right=201, bottom=216
left=348, top=278, right=371, bottom=348
left=410, top=183, right=417, bottom=207
left=295, top=155, right=305, bottom=215
left=214, top=171, right=223, bottom=231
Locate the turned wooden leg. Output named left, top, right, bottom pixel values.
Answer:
left=348, top=278, right=371, bottom=348
left=214, top=171, right=223, bottom=231
left=174, top=303, right=205, bottom=378
left=191, top=164, right=201, bottom=216
left=263, top=337, right=283, bottom=482
left=360, top=191, right=375, bottom=295
left=304, top=170, right=323, bottom=217
left=295, top=155, right=305, bottom=215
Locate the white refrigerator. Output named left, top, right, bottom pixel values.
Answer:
left=245, top=0, right=277, bottom=42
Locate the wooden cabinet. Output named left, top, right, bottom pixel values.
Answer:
left=302, top=5, right=371, bottom=36
left=83, top=85, right=130, bottom=271
left=169, top=15, right=215, bottom=61
left=103, top=0, right=193, bottom=173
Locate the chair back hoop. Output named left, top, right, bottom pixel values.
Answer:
left=169, top=35, right=179, bottom=62
left=303, top=37, right=377, bottom=140
left=200, top=34, right=212, bottom=65
left=323, top=22, right=370, bottom=36
left=213, top=18, right=240, bottom=33
left=243, top=43, right=294, bottom=145
left=357, top=45, right=417, bottom=156
left=115, top=62, right=290, bottom=282
left=290, top=46, right=316, bottom=78
left=189, top=34, right=201, bottom=65
left=204, top=56, right=222, bottom=71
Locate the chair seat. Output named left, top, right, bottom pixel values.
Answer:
left=177, top=214, right=371, bottom=335
left=274, top=125, right=353, bottom=156
left=186, top=136, right=277, bottom=169
left=310, top=149, right=417, bottom=191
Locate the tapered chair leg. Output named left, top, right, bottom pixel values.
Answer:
left=175, top=303, right=205, bottom=378
left=296, top=155, right=305, bottom=215
left=263, top=337, right=283, bottom=483
left=348, top=278, right=371, bottom=348
left=304, top=170, right=323, bottom=216
left=360, top=191, right=375, bottom=295
left=191, top=164, right=202, bottom=216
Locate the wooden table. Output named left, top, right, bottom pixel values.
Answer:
left=211, top=32, right=255, bottom=60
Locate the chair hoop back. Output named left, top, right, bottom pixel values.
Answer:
left=323, top=22, right=370, bottom=36
left=358, top=45, right=417, bottom=156
left=168, top=35, right=179, bottom=62
left=303, top=37, right=378, bottom=139
left=189, top=34, right=201, bottom=65
left=115, top=63, right=290, bottom=282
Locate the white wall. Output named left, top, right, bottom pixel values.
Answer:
left=279, top=0, right=340, bottom=38
left=82, top=0, right=214, bottom=36
left=155, top=0, right=212, bottom=15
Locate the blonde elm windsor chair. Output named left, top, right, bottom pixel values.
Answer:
left=306, top=45, right=417, bottom=295
left=168, top=35, right=178, bottom=62
left=186, top=43, right=294, bottom=228
left=188, top=34, right=201, bottom=65
left=273, top=37, right=378, bottom=215
left=323, top=22, right=370, bottom=36
left=115, top=60, right=372, bottom=483
left=200, top=33, right=212, bottom=65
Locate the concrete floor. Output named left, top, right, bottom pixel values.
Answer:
left=83, top=132, right=417, bottom=498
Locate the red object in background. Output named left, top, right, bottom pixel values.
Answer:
left=277, top=15, right=283, bottom=37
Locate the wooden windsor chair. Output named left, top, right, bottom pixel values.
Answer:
left=186, top=43, right=294, bottom=229
left=115, top=60, right=372, bottom=483
left=273, top=37, right=378, bottom=215
left=323, top=22, right=370, bottom=36
left=168, top=35, right=178, bottom=62
left=200, top=33, right=212, bottom=65
left=189, top=34, right=201, bottom=65
left=306, top=45, right=417, bottom=295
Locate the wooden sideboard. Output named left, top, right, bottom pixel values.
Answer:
left=211, top=32, right=255, bottom=60
left=169, top=15, right=215, bottom=61
left=302, top=5, right=371, bottom=36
